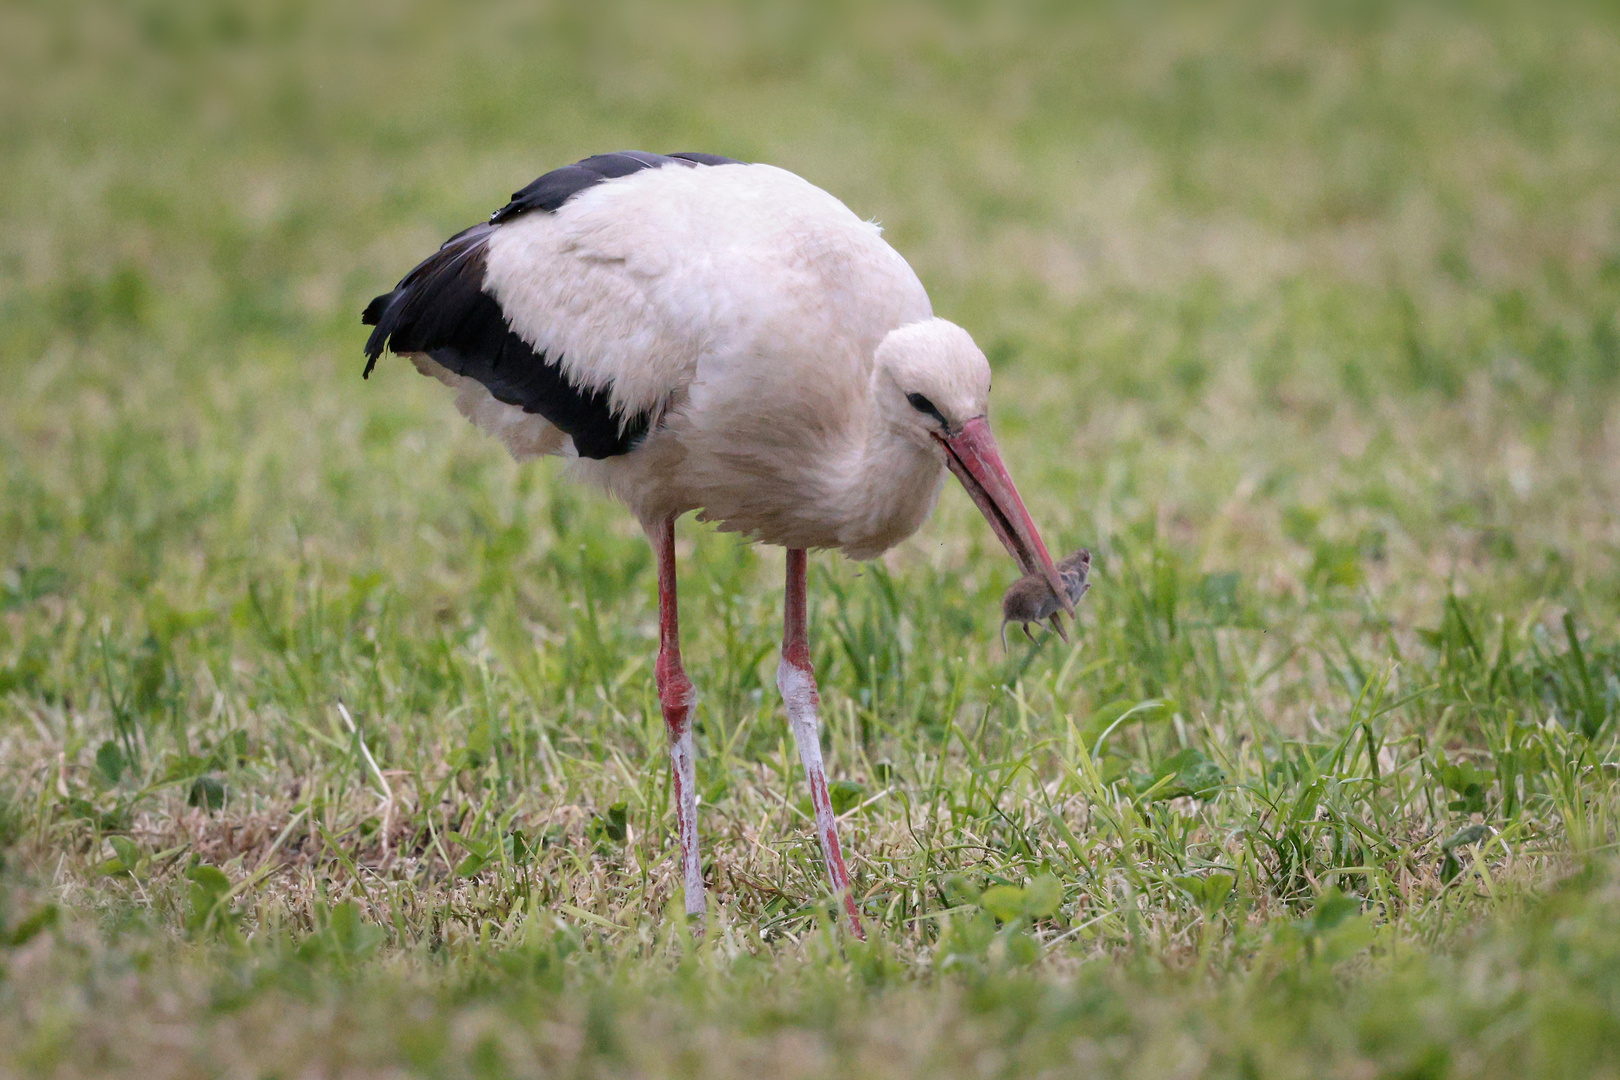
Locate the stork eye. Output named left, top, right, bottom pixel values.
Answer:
left=906, top=392, right=947, bottom=426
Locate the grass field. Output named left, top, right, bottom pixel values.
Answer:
left=4, top=1, right=1620, bottom=1076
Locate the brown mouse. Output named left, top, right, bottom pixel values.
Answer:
left=1001, top=548, right=1091, bottom=648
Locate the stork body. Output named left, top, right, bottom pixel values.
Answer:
left=364, top=153, right=1067, bottom=935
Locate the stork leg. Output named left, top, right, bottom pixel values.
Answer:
left=652, top=516, right=705, bottom=918
left=778, top=549, right=865, bottom=939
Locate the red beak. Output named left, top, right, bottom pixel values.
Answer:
left=938, top=416, right=1071, bottom=616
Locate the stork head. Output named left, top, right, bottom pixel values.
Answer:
left=875, top=319, right=1070, bottom=611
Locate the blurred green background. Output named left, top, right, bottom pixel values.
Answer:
left=5, top=0, right=1618, bottom=616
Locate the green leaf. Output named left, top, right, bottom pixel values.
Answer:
left=448, top=830, right=493, bottom=876
left=505, top=829, right=530, bottom=867
left=95, top=740, right=126, bottom=785
left=979, top=884, right=1027, bottom=923
left=446, top=747, right=484, bottom=771
left=297, top=901, right=387, bottom=964
left=1023, top=874, right=1063, bottom=919
left=828, top=779, right=865, bottom=815
left=185, top=863, right=230, bottom=895
left=1138, top=748, right=1226, bottom=802
left=1434, top=754, right=1491, bottom=814
left=1176, top=871, right=1236, bottom=913
left=187, top=776, right=225, bottom=810
left=1201, top=872, right=1235, bottom=912
left=588, top=803, right=628, bottom=845
left=183, top=863, right=234, bottom=936
left=107, top=835, right=141, bottom=876
left=327, top=901, right=385, bottom=959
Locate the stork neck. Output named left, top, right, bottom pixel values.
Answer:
left=829, top=400, right=945, bottom=557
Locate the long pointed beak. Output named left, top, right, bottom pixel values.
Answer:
left=937, top=416, right=1071, bottom=614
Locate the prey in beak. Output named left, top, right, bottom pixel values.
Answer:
left=936, top=416, right=1074, bottom=635
left=1001, top=549, right=1091, bottom=649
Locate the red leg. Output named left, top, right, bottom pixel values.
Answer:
left=652, top=516, right=704, bottom=917
left=778, top=548, right=865, bottom=938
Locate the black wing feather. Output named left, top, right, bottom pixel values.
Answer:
left=361, top=226, right=644, bottom=459
left=490, top=150, right=742, bottom=223
left=362, top=151, right=744, bottom=459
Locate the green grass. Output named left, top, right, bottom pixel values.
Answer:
left=4, top=0, right=1620, bottom=1075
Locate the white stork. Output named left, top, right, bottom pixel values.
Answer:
left=362, top=152, right=1071, bottom=937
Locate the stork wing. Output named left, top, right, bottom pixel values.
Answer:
left=361, top=152, right=741, bottom=460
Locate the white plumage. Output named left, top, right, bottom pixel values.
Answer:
left=364, top=152, right=1068, bottom=936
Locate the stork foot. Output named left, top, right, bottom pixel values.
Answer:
left=662, top=675, right=704, bottom=919
left=779, top=657, right=865, bottom=938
